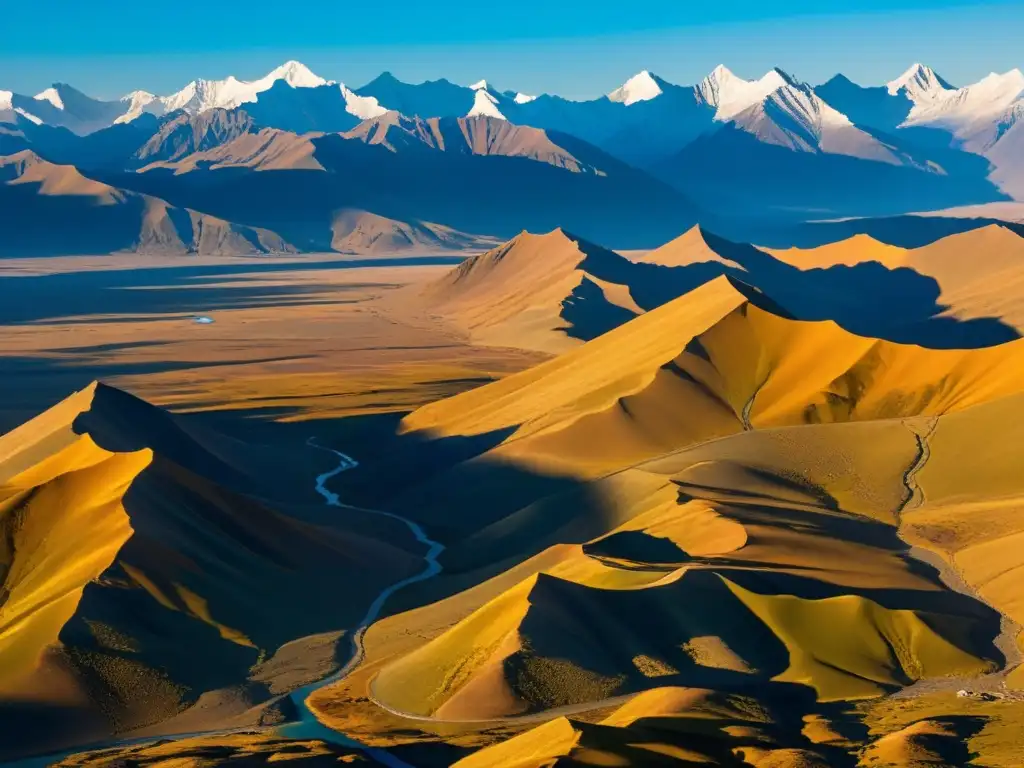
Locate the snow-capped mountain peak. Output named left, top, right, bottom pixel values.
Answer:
left=972, top=69, right=1024, bottom=103
left=34, top=87, right=64, bottom=110
left=708, top=64, right=735, bottom=81
left=469, top=79, right=490, bottom=91
left=340, top=85, right=389, bottom=120
left=513, top=93, right=536, bottom=104
left=903, top=67, right=1024, bottom=137
left=608, top=71, right=664, bottom=106
left=264, top=60, right=328, bottom=89
left=886, top=63, right=952, bottom=100
left=154, top=61, right=331, bottom=116
left=724, top=80, right=905, bottom=166
left=698, top=66, right=791, bottom=120
left=122, top=89, right=156, bottom=103
left=0, top=90, right=12, bottom=111
left=114, top=90, right=164, bottom=125
left=468, top=88, right=506, bottom=120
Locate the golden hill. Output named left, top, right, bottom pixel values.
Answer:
left=903, top=225, right=1024, bottom=335
left=416, top=228, right=723, bottom=353
left=452, top=687, right=850, bottom=767
left=764, top=233, right=907, bottom=269
left=767, top=224, right=1024, bottom=335
left=401, top=276, right=1024, bottom=484
left=637, top=225, right=752, bottom=270
left=371, top=418, right=997, bottom=721
left=18, top=222, right=1024, bottom=765
left=0, top=382, right=419, bottom=758
left=316, top=279, right=1024, bottom=765
left=330, top=209, right=497, bottom=255
left=1, top=149, right=123, bottom=201
left=637, top=225, right=1024, bottom=348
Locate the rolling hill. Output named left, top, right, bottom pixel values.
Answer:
left=639, top=225, right=1023, bottom=347
left=101, top=118, right=697, bottom=250
left=0, top=151, right=293, bottom=256
left=0, top=382, right=420, bottom=758
left=414, top=229, right=722, bottom=352
left=399, top=272, right=1024, bottom=493
left=309, top=279, right=1024, bottom=766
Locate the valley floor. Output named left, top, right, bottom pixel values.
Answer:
left=0, top=251, right=545, bottom=433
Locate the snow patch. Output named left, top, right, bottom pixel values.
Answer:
left=35, top=87, right=65, bottom=110
left=115, top=90, right=164, bottom=124
left=514, top=92, right=537, bottom=104
left=468, top=88, right=506, bottom=120
left=608, top=70, right=663, bottom=105
left=341, top=85, right=388, bottom=120
left=15, top=108, right=43, bottom=125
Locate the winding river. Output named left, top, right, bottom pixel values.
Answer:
left=8, top=440, right=445, bottom=768
left=278, top=441, right=448, bottom=767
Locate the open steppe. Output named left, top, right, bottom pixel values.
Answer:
left=0, top=251, right=546, bottom=433
left=5, top=223, right=1024, bottom=767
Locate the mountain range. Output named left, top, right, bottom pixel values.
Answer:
left=2, top=60, right=1023, bottom=254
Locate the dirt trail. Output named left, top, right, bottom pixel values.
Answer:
left=740, top=376, right=767, bottom=431
left=894, top=417, right=1023, bottom=699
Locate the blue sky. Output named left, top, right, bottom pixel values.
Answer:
left=2, top=1, right=1022, bottom=99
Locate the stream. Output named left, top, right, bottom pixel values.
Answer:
left=278, top=441, right=448, bottom=766
left=7, top=439, right=446, bottom=768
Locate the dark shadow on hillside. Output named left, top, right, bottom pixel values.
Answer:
left=583, top=530, right=692, bottom=564
left=576, top=239, right=723, bottom=310
left=97, top=129, right=697, bottom=249
left=0, top=390, right=462, bottom=759
left=71, top=381, right=255, bottom=490
left=621, top=689, right=859, bottom=768
left=504, top=568, right=799, bottom=706
left=14, top=114, right=161, bottom=171
left=670, top=471, right=1005, bottom=667
left=815, top=75, right=913, bottom=134
left=800, top=215, right=1024, bottom=249
left=667, top=228, right=1020, bottom=348
left=717, top=211, right=1024, bottom=250
left=658, top=126, right=1008, bottom=222
left=0, top=183, right=153, bottom=257
left=297, top=414, right=623, bottom=615
left=243, top=81, right=364, bottom=134
left=911, top=716, right=987, bottom=765
left=559, top=276, right=638, bottom=342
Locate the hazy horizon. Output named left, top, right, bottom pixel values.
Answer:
left=3, top=1, right=1022, bottom=100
